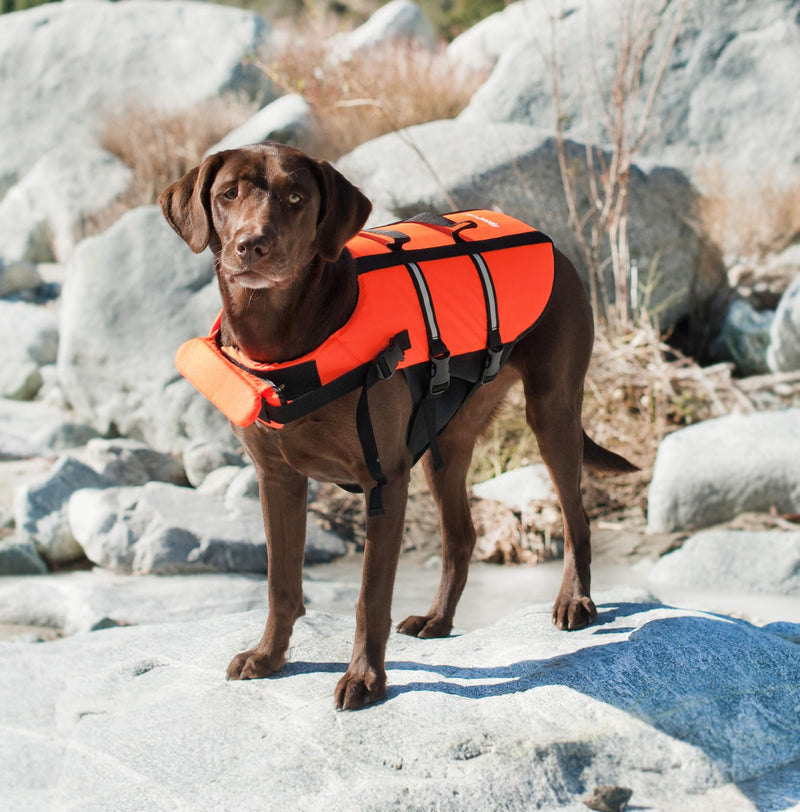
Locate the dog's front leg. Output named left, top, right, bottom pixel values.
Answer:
left=227, top=460, right=308, bottom=680
left=335, top=467, right=410, bottom=710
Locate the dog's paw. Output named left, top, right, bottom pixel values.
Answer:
left=226, top=648, right=284, bottom=681
left=552, top=595, right=597, bottom=631
left=396, top=614, right=453, bottom=639
left=334, top=667, right=386, bottom=710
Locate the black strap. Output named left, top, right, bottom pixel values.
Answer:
left=357, top=362, right=388, bottom=517
left=256, top=332, right=410, bottom=427
left=356, top=229, right=553, bottom=274
left=422, top=398, right=444, bottom=470
left=258, top=364, right=367, bottom=425
left=354, top=332, right=411, bottom=517
left=402, top=260, right=451, bottom=470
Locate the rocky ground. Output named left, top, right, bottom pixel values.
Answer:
left=2, top=0, right=800, bottom=809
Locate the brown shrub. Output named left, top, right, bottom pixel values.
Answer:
left=261, top=17, right=486, bottom=159
left=95, top=94, right=258, bottom=228
left=698, top=163, right=800, bottom=261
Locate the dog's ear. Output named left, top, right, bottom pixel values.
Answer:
left=312, top=160, right=372, bottom=261
left=159, top=153, right=224, bottom=253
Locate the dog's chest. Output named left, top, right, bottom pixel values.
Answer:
left=239, top=376, right=411, bottom=488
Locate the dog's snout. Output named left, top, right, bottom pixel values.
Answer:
left=235, top=233, right=272, bottom=264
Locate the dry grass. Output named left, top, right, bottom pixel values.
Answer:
left=470, top=319, right=800, bottom=532
left=698, top=164, right=800, bottom=262
left=89, top=95, right=259, bottom=236
left=260, top=17, right=486, bottom=160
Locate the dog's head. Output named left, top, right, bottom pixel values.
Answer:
left=159, top=142, right=372, bottom=291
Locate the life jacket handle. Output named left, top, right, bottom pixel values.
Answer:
left=405, top=212, right=478, bottom=242
left=363, top=213, right=479, bottom=252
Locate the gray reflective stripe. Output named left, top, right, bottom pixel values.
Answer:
left=471, top=253, right=499, bottom=333
left=407, top=262, right=440, bottom=342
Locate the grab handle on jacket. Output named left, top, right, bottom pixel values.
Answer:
left=406, top=212, right=478, bottom=241
left=363, top=213, right=479, bottom=251
left=361, top=228, right=411, bottom=251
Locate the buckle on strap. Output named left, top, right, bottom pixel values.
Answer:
left=429, top=351, right=450, bottom=396
left=480, top=345, right=504, bottom=384
left=375, top=331, right=411, bottom=380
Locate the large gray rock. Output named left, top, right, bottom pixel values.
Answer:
left=338, top=119, right=724, bottom=328
left=0, top=146, right=132, bottom=268
left=454, top=0, right=800, bottom=187
left=57, top=205, right=229, bottom=453
left=2, top=598, right=799, bottom=810
left=447, top=0, right=558, bottom=72
left=205, top=94, right=315, bottom=156
left=767, top=273, right=800, bottom=372
left=11, top=441, right=188, bottom=565
left=650, top=529, right=800, bottom=595
left=68, top=481, right=346, bottom=574
left=647, top=410, right=800, bottom=533
left=0, top=399, right=99, bottom=461
left=0, top=1, right=273, bottom=194
left=76, top=438, right=187, bottom=488
left=68, top=482, right=267, bottom=574
left=14, top=456, right=108, bottom=564
left=0, top=300, right=59, bottom=400
left=182, top=440, right=245, bottom=488
left=336, top=0, right=436, bottom=58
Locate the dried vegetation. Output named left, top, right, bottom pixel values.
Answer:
left=260, top=17, right=485, bottom=159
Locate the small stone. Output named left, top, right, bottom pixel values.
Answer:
left=584, top=785, right=633, bottom=812
left=89, top=617, right=133, bottom=632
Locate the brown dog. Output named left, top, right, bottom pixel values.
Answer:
left=159, top=142, right=636, bottom=710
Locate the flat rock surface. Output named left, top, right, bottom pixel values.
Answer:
left=650, top=529, right=800, bottom=595
left=2, top=595, right=799, bottom=811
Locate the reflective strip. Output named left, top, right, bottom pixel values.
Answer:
left=471, top=253, right=499, bottom=335
left=406, top=261, right=441, bottom=344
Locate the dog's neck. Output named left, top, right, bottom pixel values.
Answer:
left=216, top=253, right=358, bottom=364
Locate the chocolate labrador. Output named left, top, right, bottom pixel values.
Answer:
left=159, top=142, right=636, bottom=710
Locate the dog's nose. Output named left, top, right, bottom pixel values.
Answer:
left=235, top=234, right=271, bottom=263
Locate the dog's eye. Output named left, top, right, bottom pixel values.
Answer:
left=287, top=192, right=303, bottom=206
left=222, top=187, right=238, bottom=201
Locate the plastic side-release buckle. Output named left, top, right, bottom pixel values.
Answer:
left=429, top=351, right=450, bottom=396
left=375, top=330, right=411, bottom=380
left=480, top=345, right=504, bottom=384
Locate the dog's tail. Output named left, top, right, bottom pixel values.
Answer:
left=582, top=432, right=639, bottom=474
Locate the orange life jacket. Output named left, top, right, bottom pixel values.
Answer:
left=176, top=210, right=554, bottom=514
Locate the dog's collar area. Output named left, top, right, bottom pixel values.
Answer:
left=176, top=210, right=555, bottom=514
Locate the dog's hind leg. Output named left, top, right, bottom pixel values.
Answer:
left=511, top=247, right=599, bottom=630
left=524, top=386, right=597, bottom=630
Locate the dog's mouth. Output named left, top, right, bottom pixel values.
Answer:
left=231, top=268, right=294, bottom=290
left=222, top=253, right=295, bottom=290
